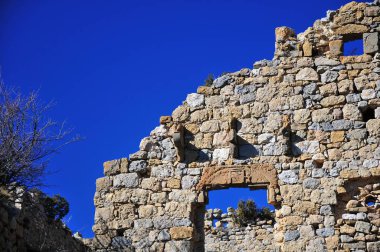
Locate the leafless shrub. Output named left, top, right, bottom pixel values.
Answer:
left=0, top=82, right=79, bottom=199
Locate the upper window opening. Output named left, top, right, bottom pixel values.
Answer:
left=343, top=37, right=364, bottom=56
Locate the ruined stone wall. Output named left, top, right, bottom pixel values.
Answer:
left=0, top=194, right=87, bottom=252
left=92, top=1, right=380, bottom=251
left=205, top=224, right=274, bottom=252
left=204, top=208, right=274, bottom=251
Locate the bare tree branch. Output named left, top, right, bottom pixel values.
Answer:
left=0, top=81, right=79, bottom=200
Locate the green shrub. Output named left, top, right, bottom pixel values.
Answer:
left=258, top=206, right=274, bottom=220
left=41, top=194, right=69, bottom=221
left=232, top=199, right=274, bottom=227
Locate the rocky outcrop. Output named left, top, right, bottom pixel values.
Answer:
left=90, top=1, right=380, bottom=251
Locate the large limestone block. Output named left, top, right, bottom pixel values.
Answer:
left=113, top=173, right=139, bottom=188
left=367, top=119, right=380, bottom=136
left=303, top=41, right=313, bottom=57
left=365, top=6, right=380, bottom=16
left=138, top=205, right=156, bottom=218
left=200, top=120, right=220, bottom=133
left=335, top=24, right=369, bottom=35
left=95, top=206, right=114, bottom=222
left=343, top=104, right=362, bottom=120
left=169, top=227, right=193, bottom=240
left=96, top=177, right=112, bottom=191
left=312, top=108, right=333, bottom=122
left=186, top=93, right=204, bottom=108
left=321, top=70, right=339, bottom=83
left=296, top=68, right=319, bottom=81
left=329, top=40, right=343, bottom=56
left=320, top=95, right=345, bottom=107
left=275, top=26, right=295, bottom=42
left=310, top=189, right=337, bottom=205
left=364, top=33, right=379, bottom=54
left=103, top=158, right=128, bottom=176
left=129, top=160, right=147, bottom=174
left=213, top=75, right=231, bottom=88
left=172, top=106, right=189, bottom=122
left=279, top=170, right=298, bottom=184
left=315, top=57, right=340, bottom=66
left=281, top=185, right=303, bottom=204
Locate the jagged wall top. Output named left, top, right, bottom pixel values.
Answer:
left=91, top=1, right=380, bottom=251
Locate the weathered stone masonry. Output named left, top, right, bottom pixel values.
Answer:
left=91, top=1, right=380, bottom=251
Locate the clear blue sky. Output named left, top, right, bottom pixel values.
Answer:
left=0, top=0, right=365, bottom=238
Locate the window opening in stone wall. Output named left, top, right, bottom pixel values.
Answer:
left=205, top=187, right=274, bottom=228
left=361, top=107, right=375, bottom=122
left=365, top=196, right=377, bottom=207
left=343, top=38, right=364, bottom=56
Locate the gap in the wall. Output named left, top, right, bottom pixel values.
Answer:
left=343, top=38, right=364, bottom=56
left=362, top=107, right=375, bottom=122
left=206, top=187, right=274, bottom=227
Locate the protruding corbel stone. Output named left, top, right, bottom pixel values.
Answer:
left=173, top=124, right=185, bottom=162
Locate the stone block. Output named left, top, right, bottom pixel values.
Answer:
left=186, top=93, right=204, bottom=108
left=160, top=116, right=172, bottom=124
left=329, top=40, right=343, bottom=56
left=113, top=173, right=139, bottom=188
left=284, top=230, right=300, bottom=241
left=315, top=57, right=340, bottom=66
left=316, top=227, right=334, bottom=237
left=138, top=205, right=156, bottom=218
left=103, top=158, right=128, bottom=176
left=213, top=75, right=231, bottom=88
left=312, top=108, right=333, bottom=122
left=367, top=119, right=380, bottom=136
left=296, top=68, right=319, bottom=81
left=361, top=89, right=376, bottom=100
left=279, top=170, right=298, bottom=184
left=212, top=148, right=230, bottom=162
left=320, top=95, right=345, bottom=107
left=200, top=120, right=220, bottom=133
left=321, top=70, right=339, bottom=83
left=172, top=106, right=189, bottom=122
left=364, top=33, right=379, bottom=54
left=275, top=26, right=295, bottom=42
left=331, top=131, right=345, bottom=142
left=355, top=221, right=371, bottom=234
left=367, top=241, right=380, bottom=252
left=181, top=176, right=199, bottom=190
left=365, top=6, right=380, bottom=16
left=167, top=178, right=181, bottom=189
left=343, top=104, right=362, bottom=120
left=129, top=160, right=148, bottom=174
left=169, top=227, right=193, bottom=240
left=303, top=41, right=313, bottom=57
left=141, top=178, right=161, bottom=191
left=335, top=24, right=369, bottom=35
left=96, top=177, right=112, bottom=191
left=303, top=178, right=320, bottom=189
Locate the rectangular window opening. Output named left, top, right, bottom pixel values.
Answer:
left=343, top=37, right=364, bottom=56
left=205, top=187, right=275, bottom=228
